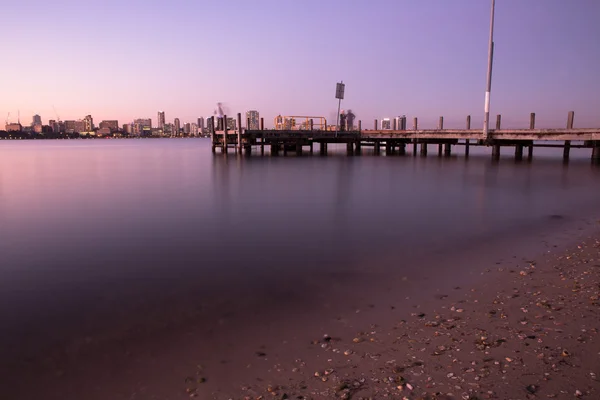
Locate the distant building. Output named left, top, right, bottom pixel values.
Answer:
left=134, top=118, right=151, bottom=128
left=197, top=117, right=204, bottom=132
left=174, top=118, right=181, bottom=136
left=83, top=115, right=94, bottom=131
left=99, top=120, right=119, bottom=132
left=226, top=117, right=236, bottom=131
left=32, top=114, right=42, bottom=126
left=394, top=115, right=406, bottom=130
left=246, top=110, right=259, bottom=130
left=184, top=123, right=191, bottom=135
left=206, top=117, right=214, bottom=132
left=132, top=118, right=151, bottom=136
left=190, top=123, right=199, bottom=136
left=49, top=120, right=64, bottom=133
left=158, top=111, right=165, bottom=129
left=346, top=110, right=355, bottom=130
left=164, top=123, right=173, bottom=135
left=381, top=118, right=391, bottom=130
left=5, top=123, right=22, bottom=132
left=97, top=127, right=112, bottom=136
left=64, top=120, right=86, bottom=132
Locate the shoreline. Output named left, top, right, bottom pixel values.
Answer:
left=3, top=218, right=600, bottom=399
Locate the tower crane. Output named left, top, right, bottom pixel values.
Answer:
left=52, top=105, right=61, bottom=122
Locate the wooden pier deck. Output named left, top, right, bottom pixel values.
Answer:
left=210, top=112, right=600, bottom=163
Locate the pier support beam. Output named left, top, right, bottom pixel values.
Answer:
left=210, top=116, right=216, bottom=153
left=564, top=111, right=574, bottom=163
left=374, top=141, right=381, bottom=155
left=528, top=113, right=535, bottom=161
left=296, top=141, right=302, bottom=156
left=272, top=143, right=280, bottom=156
left=492, top=144, right=500, bottom=161
left=515, top=144, right=524, bottom=160
left=223, top=115, right=228, bottom=155
left=320, top=142, right=327, bottom=156
left=420, top=143, right=428, bottom=156
left=309, top=142, right=313, bottom=154
left=346, top=142, right=354, bottom=155
left=592, top=142, right=600, bottom=164
left=444, top=143, right=452, bottom=156
left=437, top=117, right=444, bottom=156
left=465, top=115, right=471, bottom=158
left=397, top=143, right=406, bottom=155
left=413, top=117, right=418, bottom=156
left=237, top=113, right=243, bottom=154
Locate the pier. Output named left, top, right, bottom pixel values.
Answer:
left=210, top=112, right=600, bottom=163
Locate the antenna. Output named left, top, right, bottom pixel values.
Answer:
left=18, top=110, right=20, bottom=124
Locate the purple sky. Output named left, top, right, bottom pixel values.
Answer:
left=2, top=0, right=599, bottom=129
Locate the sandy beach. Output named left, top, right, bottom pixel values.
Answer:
left=2, top=216, right=598, bottom=400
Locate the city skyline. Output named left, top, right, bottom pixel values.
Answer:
left=2, top=0, right=600, bottom=129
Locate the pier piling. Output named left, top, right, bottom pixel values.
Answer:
left=412, top=117, right=418, bottom=156
left=592, top=142, right=600, bottom=163
left=210, top=116, right=216, bottom=153
left=237, top=113, right=243, bottom=154
left=465, top=115, right=471, bottom=157
left=528, top=113, right=535, bottom=161
left=223, top=115, right=228, bottom=154
left=564, top=111, right=574, bottom=162
left=438, top=117, right=444, bottom=156
left=492, top=114, right=501, bottom=161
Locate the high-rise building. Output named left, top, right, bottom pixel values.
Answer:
left=133, top=118, right=151, bottom=128
left=5, top=123, right=22, bottom=132
left=32, top=114, right=42, bottom=126
left=83, top=115, right=94, bottom=131
left=226, top=117, right=236, bottom=131
left=197, top=117, right=204, bottom=132
left=64, top=120, right=86, bottom=132
left=191, top=123, right=199, bottom=136
left=158, top=111, right=165, bottom=129
left=381, top=118, right=391, bottom=130
left=246, top=110, right=259, bottom=130
left=99, top=120, right=119, bottom=132
left=173, top=118, right=181, bottom=136
left=394, top=115, right=406, bottom=130
left=49, top=120, right=64, bottom=133
left=184, top=123, right=191, bottom=135
left=206, top=117, right=214, bottom=133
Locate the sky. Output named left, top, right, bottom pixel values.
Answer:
left=1, top=0, right=600, bottom=129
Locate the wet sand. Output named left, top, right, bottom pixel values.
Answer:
left=3, top=217, right=599, bottom=400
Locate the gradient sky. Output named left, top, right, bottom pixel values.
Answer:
left=1, top=0, right=599, bottom=129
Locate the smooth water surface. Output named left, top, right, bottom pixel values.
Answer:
left=1, top=139, right=599, bottom=363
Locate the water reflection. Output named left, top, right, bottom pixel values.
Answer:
left=0, top=139, right=599, bottom=371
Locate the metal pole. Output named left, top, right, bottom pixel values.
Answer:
left=335, top=98, right=341, bottom=137
left=483, top=0, right=495, bottom=141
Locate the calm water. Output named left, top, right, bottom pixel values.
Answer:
left=1, top=139, right=599, bottom=366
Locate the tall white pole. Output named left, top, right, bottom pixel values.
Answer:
left=483, top=0, right=495, bottom=140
